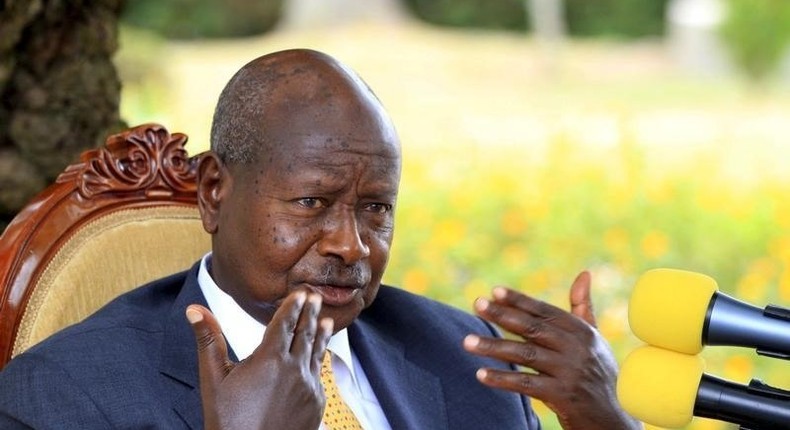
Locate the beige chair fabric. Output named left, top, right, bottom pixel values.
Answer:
left=12, top=206, right=210, bottom=357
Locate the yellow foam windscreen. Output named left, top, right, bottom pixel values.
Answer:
left=617, top=345, right=705, bottom=428
left=629, top=268, right=718, bottom=354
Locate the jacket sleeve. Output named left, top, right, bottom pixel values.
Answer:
left=0, top=352, right=114, bottom=429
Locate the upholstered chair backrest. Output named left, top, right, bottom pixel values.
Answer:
left=0, top=124, right=211, bottom=367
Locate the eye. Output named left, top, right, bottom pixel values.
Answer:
left=296, top=198, right=325, bottom=209
left=365, top=203, right=392, bottom=214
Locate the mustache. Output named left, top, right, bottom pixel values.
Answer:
left=308, top=263, right=368, bottom=287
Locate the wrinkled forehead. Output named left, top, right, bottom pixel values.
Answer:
left=262, top=133, right=401, bottom=181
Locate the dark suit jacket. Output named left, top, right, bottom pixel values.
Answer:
left=0, top=263, right=540, bottom=429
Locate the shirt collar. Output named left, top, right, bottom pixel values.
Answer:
left=197, top=253, right=356, bottom=375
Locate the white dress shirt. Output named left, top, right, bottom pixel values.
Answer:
left=197, top=254, right=392, bottom=430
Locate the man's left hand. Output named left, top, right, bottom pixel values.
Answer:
left=463, top=271, right=642, bottom=430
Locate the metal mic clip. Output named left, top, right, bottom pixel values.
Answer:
left=755, top=305, right=790, bottom=360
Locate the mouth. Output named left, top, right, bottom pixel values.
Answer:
left=301, top=283, right=363, bottom=306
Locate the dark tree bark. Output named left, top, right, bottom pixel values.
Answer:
left=0, top=0, right=125, bottom=231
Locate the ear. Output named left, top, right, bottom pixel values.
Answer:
left=197, top=152, right=229, bottom=234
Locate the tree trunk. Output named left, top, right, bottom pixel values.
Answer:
left=0, top=0, right=125, bottom=230
left=528, top=0, right=566, bottom=41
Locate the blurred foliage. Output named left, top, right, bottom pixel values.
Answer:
left=121, top=0, right=670, bottom=39
left=121, top=0, right=282, bottom=39
left=404, top=0, right=668, bottom=38
left=720, top=0, right=790, bottom=83
left=565, top=0, right=668, bottom=38
left=402, top=0, right=528, bottom=31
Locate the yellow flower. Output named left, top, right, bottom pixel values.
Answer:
left=604, top=227, right=629, bottom=255
left=641, top=230, right=669, bottom=260
left=768, top=236, right=790, bottom=263
left=501, top=244, right=529, bottom=268
left=779, top=268, right=790, bottom=302
left=500, top=209, right=528, bottom=237
left=773, top=198, right=790, bottom=229
left=432, top=219, right=467, bottom=249
left=687, top=417, right=726, bottom=430
left=463, top=278, right=490, bottom=306
left=598, top=303, right=628, bottom=343
left=736, top=259, right=775, bottom=304
left=402, top=269, right=430, bottom=295
left=520, top=270, right=551, bottom=296
left=723, top=354, right=753, bottom=383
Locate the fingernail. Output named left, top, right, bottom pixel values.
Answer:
left=308, top=293, right=322, bottom=306
left=493, top=287, right=507, bottom=300
left=464, top=334, right=480, bottom=348
left=475, top=298, right=489, bottom=311
left=294, top=291, right=307, bottom=305
left=185, top=307, right=203, bottom=324
left=476, top=368, right=488, bottom=381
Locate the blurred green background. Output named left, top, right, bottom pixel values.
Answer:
left=116, top=1, right=790, bottom=429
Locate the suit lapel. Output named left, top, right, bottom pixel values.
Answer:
left=349, top=317, right=449, bottom=430
left=159, top=265, right=206, bottom=429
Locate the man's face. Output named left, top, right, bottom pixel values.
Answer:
left=203, top=86, right=401, bottom=331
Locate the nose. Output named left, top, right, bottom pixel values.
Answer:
left=317, top=208, right=370, bottom=264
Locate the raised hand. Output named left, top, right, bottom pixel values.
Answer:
left=186, top=291, right=334, bottom=430
left=463, top=271, right=641, bottom=430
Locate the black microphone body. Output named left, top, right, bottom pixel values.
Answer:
left=705, top=292, right=790, bottom=359
left=695, top=374, right=790, bottom=429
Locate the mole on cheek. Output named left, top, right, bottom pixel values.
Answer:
left=271, top=226, right=279, bottom=244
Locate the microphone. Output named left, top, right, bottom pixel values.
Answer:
left=629, top=268, right=790, bottom=358
left=617, top=345, right=790, bottom=429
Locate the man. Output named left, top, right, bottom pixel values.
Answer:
left=0, top=49, right=639, bottom=429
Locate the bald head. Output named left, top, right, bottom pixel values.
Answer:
left=210, top=49, right=397, bottom=165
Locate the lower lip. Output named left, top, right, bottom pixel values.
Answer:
left=307, top=285, right=360, bottom=306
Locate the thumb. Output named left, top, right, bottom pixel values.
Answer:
left=569, top=271, right=597, bottom=327
left=186, top=304, right=233, bottom=392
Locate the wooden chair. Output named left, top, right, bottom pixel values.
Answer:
left=0, top=124, right=211, bottom=368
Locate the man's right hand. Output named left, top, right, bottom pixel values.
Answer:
left=186, top=291, right=333, bottom=430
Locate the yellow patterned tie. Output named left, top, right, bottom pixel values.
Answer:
left=321, top=352, right=364, bottom=430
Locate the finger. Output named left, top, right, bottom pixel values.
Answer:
left=463, top=334, right=562, bottom=376
left=475, top=367, right=555, bottom=402
left=473, top=297, right=577, bottom=351
left=255, top=290, right=308, bottom=355
left=311, top=318, right=334, bottom=376
left=186, top=304, right=233, bottom=391
left=290, top=293, right=321, bottom=357
left=490, top=287, right=569, bottom=321
left=569, top=271, right=597, bottom=327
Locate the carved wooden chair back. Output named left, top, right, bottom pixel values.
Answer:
left=0, top=124, right=211, bottom=368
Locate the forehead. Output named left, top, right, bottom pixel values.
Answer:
left=262, top=88, right=400, bottom=174
left=263, top=132, right=401, bottom=179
